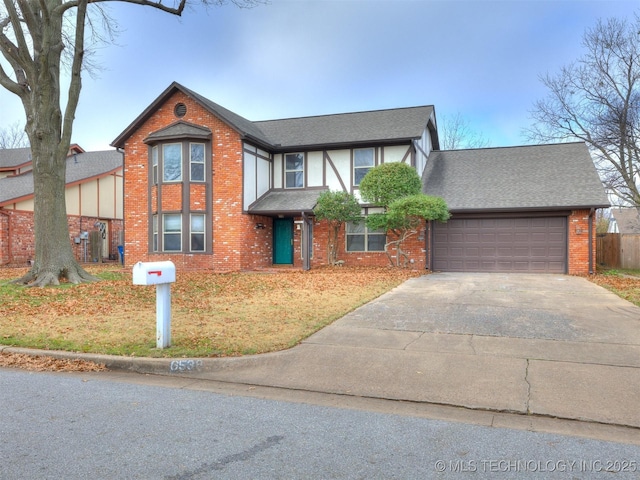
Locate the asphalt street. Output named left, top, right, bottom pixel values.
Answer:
left=1, top=368, right=639, bottom=480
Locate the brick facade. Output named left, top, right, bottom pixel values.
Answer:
left=568, top=209, right=597, bottom=275
left=123, top=91, right=275, bottom=271
left=0, top=209, right=122, bottom=266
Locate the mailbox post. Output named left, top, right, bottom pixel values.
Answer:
left=132, top=261, right=176, bottom=349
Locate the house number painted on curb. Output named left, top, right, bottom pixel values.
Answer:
left=169, top=359, right=203, bottom=372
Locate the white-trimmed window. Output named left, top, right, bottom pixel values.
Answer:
left=190, top=214, right=205, bottom=252
left=346, top=221, right=386, bottom=252
left=152, top=215, right=158, bottom=252
left=354, top=148, right=374, bottom=186
left=285, top=153, right=304, bottom=188
left=163, top=143, right=182, bottom=182
left=163, top=214, right=182, bottom=251
left=152, top=146, right=159, bottom=185
left=190, top=143, right=205, bottom=182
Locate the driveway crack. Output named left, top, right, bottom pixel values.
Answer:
left=525, top=358, right=531, bottom=415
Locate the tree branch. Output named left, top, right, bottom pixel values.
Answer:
left=60, top=0, right=88, bottom=152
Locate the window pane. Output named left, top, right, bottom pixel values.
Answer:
left=191, top=214, right=205, bottom=232
left=164, top=214, right=181, bottom=232
left=152, top=215, right=158, bottom=252
left=346, top=221, right=365, bottom=234
left=191, top=163, right=204, bottom=182
left=191, top=233, right=205, bottom=252
left=346, top=235, right=365, bottom=252
left=286, top=171, right=303, bottom=188
left=190, top=144, right=204, bottom=163
left=354, top=167, right=371, bottom=185
left=164, top=234, right=181, bottom=251
left=190, top=144, right=205, bottom=181
left=354, top=148, right=374, bottom=167
left=152, top=146, right=159, bottom=184
left=367, top=234, right=386, bottom=251
left=163, top=144, right=182, bottom=182
left=285, top=153, right=304, bottom=170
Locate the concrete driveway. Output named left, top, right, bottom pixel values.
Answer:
left=303, top=272, right=640, bottom=428
left=328, top=272, right=640, bottom=344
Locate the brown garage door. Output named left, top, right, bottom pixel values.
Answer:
left=432, top=216, right=567, bottom=273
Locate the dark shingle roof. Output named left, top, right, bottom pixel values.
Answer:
left=423, top=142, right=610, bottom=212
left=611, top=208, right=640, bottom=234
left=254, top=106, right=434, bottom=149
left=0, top=147, right=31, bottom=169
left=112, top=82, right=435, bottom=150
left=0, top=150, right=122, bottom=205
left=248, top=189, right=327, bottom=214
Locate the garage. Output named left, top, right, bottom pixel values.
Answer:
left=431, top=216, right=567, bottom=273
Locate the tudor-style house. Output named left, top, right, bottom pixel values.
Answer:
left=112, top=82, right=608, bottom=275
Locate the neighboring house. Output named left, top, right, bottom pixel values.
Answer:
left=609, top=208, right=640, bottom=234
left=112, top=82, right=608, bottom=275
left=0, top=145, right=124, bottom=265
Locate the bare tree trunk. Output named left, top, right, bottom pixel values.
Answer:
left=11, top=0, right=97, bottom=286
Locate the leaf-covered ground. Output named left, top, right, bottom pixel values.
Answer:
left=587, top=272, right=640, bottom=307
left=0, top=352, right=107, bottom=372
left=0, top=265, right=420, bottom=359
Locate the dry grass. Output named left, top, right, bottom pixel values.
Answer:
left=0, top=265, right=420, bottom=358
left=588, top=271, right=640, bottom=307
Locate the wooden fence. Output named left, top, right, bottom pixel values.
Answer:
left=597, top=233, right=640, bottom=269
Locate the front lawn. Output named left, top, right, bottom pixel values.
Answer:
left=588, top=268, right=640, bottom=307
left=0, top=265, right=419, bottom=358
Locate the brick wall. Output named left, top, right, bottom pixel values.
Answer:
left=292, top=218, right=427, bottom=270
left=123, top=91, right=275, bottom=271
left=0, top=209, right=122, bottom=266
left=568, top=209, right=596, bottom=275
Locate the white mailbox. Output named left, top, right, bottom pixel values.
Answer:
left=133, top=261, right=176, bottom=285
left=132, top=261, right=176, bottom=349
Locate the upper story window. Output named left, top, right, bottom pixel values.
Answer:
left=152, top=146, right=159, bottom=185
left=163, top=143, right=182, bottom=182
left=190, top=143, right=205, bottom=182
left=285, top=153, right=304, bottom=188
left=354, top=148, right=374, bottom=186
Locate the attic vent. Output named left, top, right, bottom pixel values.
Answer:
left=174, top=103, right=187, bottom=118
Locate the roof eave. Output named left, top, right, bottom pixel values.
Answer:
left=447, top=204, right=610, bottom=214
left=264, top=137, right=419, bottom=153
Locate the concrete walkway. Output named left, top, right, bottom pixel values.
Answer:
left=4, top=273, right=640, bottom=432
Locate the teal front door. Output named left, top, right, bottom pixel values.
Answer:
left=273, top=218, right=293, bottom=264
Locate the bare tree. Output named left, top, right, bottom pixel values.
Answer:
left=0, top=121, right=29, bottom=148
left=0, top=0, right=262, bottom=286
left=438, top=112, right=490, bottom=150
left=527, top=15, right=640, bottom=209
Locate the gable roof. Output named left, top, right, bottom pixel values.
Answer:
left=423, top=142, right=610, bottom=212
left=112, top=82, right=436, bottom=151
left=610, top=208, right=640, bottom=234
left=0, top=150, right=123, bottom=206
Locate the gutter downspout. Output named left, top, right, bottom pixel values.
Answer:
left=0, top=210, right=13, bottom=265
left=589, top=208, right=595, bottom=275
left=117, top=147, right=125, bottom=267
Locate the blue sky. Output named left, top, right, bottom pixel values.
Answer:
left=1, top=0, right=638, bottom=151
